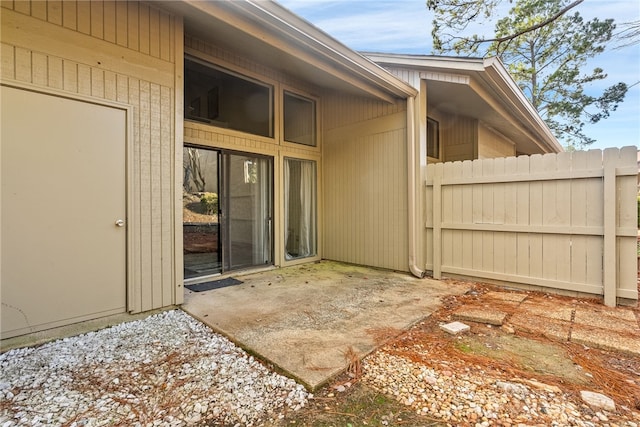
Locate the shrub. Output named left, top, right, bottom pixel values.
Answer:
left=200, top=192, right=218, bottom=215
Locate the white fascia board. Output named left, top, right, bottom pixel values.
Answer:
left=229, top=1, right=418, bottom=99
left=483, top=57, right=563, bottom=153
left=363, top=52, right=486, bottom=73
left=367, top=52, right=563, bottom=153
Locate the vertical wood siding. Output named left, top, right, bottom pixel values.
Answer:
left=441, top=114, right=477, bottom=162
left=1, top=1, right=180, bottom=313
left=3, top=0, right=174, bottom=62
left=477, top=123, right=515, bottom=159
left=323, top=93, right=409, bottom=271
left=426, top=147, right=638, bottom=304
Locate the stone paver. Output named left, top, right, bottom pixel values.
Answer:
left=453, top=307, right=507, bottom=325
left=509, top=312, right=571, bottom=341
left=573, top=306, right=638, bottom=332
left=440, top=321, right=470, bottom=335
left=484, top=291, right=528, bottom=303
left=518, top=298, right=574, bottom=321
left=571, top=326, right=640, bottom=356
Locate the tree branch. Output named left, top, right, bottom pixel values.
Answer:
left=478, top=0, right=584, bottom=48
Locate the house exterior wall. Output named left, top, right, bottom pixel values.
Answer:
left=478, top=123, right=516, bottom=159
left=440, top=113, right=477, bottom=162
left=322, top=93, right=409, bottom=271
left=1, top=1, right=183, bottom=313
left=183, top=34, right=323, bottom=269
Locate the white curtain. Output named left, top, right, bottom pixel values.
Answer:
left=285, top=159, right=316, bottom=260
left=284, top=159, right=291, bottom=258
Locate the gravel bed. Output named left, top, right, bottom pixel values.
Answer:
left=362, top=351, right=640, bottom=426
left=0, top=310, right=310, bottom=427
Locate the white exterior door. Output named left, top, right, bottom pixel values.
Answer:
left=1, top=86, right=127, bottom=338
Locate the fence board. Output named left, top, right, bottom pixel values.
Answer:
left=442, top=163, right=454, bottom=268
left=482, top=160, right=494, bottom=272
left=541, top=154, right=557, bottom=281
left=426, top=148, right=638, bottom=305
left=450, top=162, right=464, bottom=270
left=603, top=149, right=617, bottom=306
left=503, top=157, right=518, bottom=275
left=461, top=161, right=473, bottom=270
left=516, top=155, right=530, bottom=277
left=570, top=151, right=588, bottom=285
left=556, top=153, right=572, bottom=283
left=617, top=146, right=638, bottom=298
left=529, top=155, right=544, bottom=279
left=493, top=158, right=505, bottom=274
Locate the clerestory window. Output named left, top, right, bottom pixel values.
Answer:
left=184, top=57, right=273, bottom=138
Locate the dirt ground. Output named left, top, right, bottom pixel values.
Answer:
left=268, top=280, right=640, bottom=427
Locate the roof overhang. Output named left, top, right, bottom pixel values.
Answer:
left=364, top=53, right=563, bottom=154
left=161, top=1, right=417, bottom=103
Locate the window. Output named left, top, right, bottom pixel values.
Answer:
left=284, top=158, right=317, bottom=260
left=427, top=117, right=440, bottom=160
left=184, top=57, right=273, bottom=138
left=284, top=91, right=316, bottom=146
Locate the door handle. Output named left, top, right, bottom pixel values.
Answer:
left=115, top=219, right=125, bottom=227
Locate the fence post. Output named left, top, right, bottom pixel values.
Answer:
left=602, top=148, right=617, bottom=307
left=433, top=172, right=442, bottom=279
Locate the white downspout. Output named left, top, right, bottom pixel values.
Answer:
left=407, top=95, right=426, bottom=278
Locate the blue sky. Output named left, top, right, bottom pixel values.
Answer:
left=278, top=0, right=640, bottom=150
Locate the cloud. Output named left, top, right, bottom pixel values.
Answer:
left=279, top=0, right=433, bottom=53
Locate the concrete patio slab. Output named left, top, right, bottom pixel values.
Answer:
left=181, top=261, right=470, bottom=390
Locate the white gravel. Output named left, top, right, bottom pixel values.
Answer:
left=0, top=310, right=310, bottom=427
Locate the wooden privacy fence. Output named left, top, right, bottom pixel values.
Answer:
left=425, top=147, right=638, bottom=306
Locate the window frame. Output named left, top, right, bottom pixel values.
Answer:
left=184, top=55, right=275, bottom=139
left=426, top=116, right=441, bottom=161
left=282, top=90, right=317, bottom=147
left=280, top=87, right=320, bottom=152
left=283, top=157, right=318, bottom=262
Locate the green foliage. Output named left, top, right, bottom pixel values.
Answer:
left=428, top=0, right=628, bottom=148
left=200, top=192, right=218, bottom=215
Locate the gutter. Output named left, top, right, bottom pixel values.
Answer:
left=242, top=1, right=418, bottom=99
left=406, top=95, right=426, bottom=279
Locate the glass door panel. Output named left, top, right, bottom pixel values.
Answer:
left=183, top=147, right=273, bottom=280
left=183, top=147, right=221, bottom=279
left=222, top=153, right=273, bottom=271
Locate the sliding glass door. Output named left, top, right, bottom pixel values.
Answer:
left=183, top=147, right=273, bottom=279
left=222, top=153, right=273, bottom=270
left=183, top=147, right=221, bottom=279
